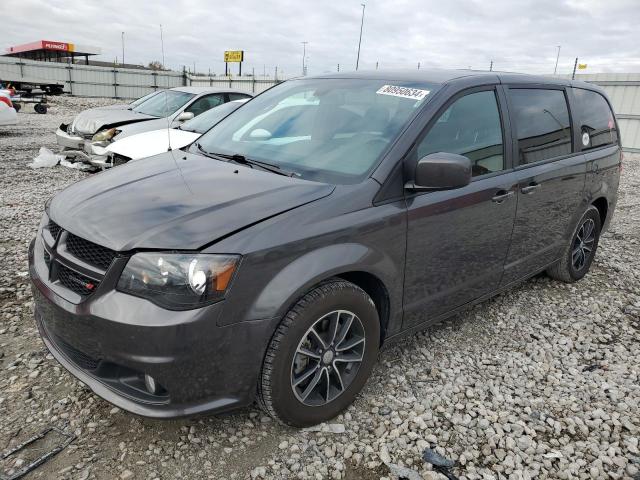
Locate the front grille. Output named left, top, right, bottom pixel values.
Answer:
left=57, top=263, right=99, bottom=297
left=44, top=250, right=51, bottom=268
left=48, top=220, right=62, bottom=239
left=52, top=333, right=101, bottom=370
left=66, top=234, right=117, bottom=271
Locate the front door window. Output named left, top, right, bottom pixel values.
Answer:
left=416, top=90, right=504, bottom=177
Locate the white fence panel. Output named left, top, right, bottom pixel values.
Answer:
left=189, top=76, right=277, bottom=94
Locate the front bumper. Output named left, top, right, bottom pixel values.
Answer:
left=56, top=125, right=110, bottom=166
left=56, top=124, right=85, bottom=149
left=29, top=237, right=277, bottom=418
left=82, top=140, right=110, bottom=166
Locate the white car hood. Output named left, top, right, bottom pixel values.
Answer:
left=106, top=128, right=201, bottom=160
left=70, top=108, right=155, bottom=135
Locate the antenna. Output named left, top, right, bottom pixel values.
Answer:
left=159, top=24, right=192, bottom=195
left=160, top=24, right=171, bottom=151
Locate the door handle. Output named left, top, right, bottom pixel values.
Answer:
left=491, top=190, right=515, bottom=203
left=521, top=183, right=541, bottom=194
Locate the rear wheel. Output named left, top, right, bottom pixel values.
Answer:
left=547, top=205, right=601, bottom=283
left=258, top=280, right=380, bottom=427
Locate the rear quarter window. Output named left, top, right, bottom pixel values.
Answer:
left=572, top=88, right=619, bottom=150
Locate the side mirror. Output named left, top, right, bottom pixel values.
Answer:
left=177, top=111, right=195, bottom=122
left=407, top=152, right=472, bottom=191
left=249, top=128, right=272, bottom=140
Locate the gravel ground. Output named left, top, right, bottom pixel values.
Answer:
left=0, top=96, right=638, bottom=480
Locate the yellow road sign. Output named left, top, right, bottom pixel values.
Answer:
left=578, top=63, right=587, bottom=69
left=224, top=50, right=244, bottom=63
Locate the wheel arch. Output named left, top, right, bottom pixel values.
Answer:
left=334, top=271, right=391, bottom=345
left=591, top=196, right=608, bottom=227
left=244, top=243, right=399, bottom=343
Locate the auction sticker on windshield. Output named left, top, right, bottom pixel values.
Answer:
left=376, top=85, right=430, bottom=100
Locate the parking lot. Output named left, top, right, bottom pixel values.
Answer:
left=0, top=96, right=639, bottom=480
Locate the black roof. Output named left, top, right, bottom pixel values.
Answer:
left=304, top=68, right=600, bottom=91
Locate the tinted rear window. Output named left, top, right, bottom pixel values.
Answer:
left=572, top=88, right=618, bottom=150
left=510, top=88, right=572, bottom=165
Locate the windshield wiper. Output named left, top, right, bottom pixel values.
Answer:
left=195, top=144, right=300, bottom=177
left=195, top=142, right=218, bottom=159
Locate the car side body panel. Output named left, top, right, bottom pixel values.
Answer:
left=211, top=180, right=407, bottom=336
left=583, top=145, right=621, bottom=231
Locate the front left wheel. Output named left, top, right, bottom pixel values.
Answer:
left=258, top=279, right=380, bottom=427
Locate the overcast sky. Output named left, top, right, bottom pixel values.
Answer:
left=2, top=0, right=639, bottom=78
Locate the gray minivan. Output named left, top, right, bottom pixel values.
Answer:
left=30, top=70, right=621, bottom=426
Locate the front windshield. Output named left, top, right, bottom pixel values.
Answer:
left=132, top=90, right=194, bottom=117
left=181, top=101, right=246, bottom=134
left=129, top=90, right=160, bottom=108
left=196, top=78, right=437, bottom=184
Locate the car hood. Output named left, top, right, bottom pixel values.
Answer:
left=110, top=118, right=182, bottom=140
left=71, top=108, right=156, bottom=135
left=106, top=128, right=200, bottom=160
left=95, top=103, right=130, bottom=111
left=48, top=151, right=335, bottom=251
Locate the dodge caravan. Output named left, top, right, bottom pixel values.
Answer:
left=30, top=70, right=621, bottom=426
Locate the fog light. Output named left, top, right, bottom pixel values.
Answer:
left=144, top=374, right=159, bottom=395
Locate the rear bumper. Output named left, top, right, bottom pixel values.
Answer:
left=29, top=237, right=277, bottom=418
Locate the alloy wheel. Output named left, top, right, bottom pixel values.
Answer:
left=572, top=218, right=596, bottom=271
left=291, top=310, right=365, bottom=406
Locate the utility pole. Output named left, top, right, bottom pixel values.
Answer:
left=275, top=66, right=278, bottom=80
left=554, top=45, right=561, bottom=75
left=489, top=60, right=493, bottom=71
left=375, top=61, right=378, bottom=70
left=337, top=63, right=340, bottom=72
left=572, top=57, right=578, bottom=80
left=417, top=62, right=420, bottom=70
left=121, top=32, right=125, bottom=66
left=356, top=3, right=366, bottom=70
left=301, top=41, right=308, bottom=75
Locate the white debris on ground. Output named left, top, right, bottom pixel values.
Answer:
left=0, top=96, right=638, bottom=480
left=29, top=147, right=64, bottom=168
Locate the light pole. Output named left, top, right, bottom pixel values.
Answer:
left=121, top=32, right=125, bottom=66
left=301, top=41, right=308, bottom=75
left=356, top=3, right=366, bottom=70
left=554, top=45, right=561, bottom=75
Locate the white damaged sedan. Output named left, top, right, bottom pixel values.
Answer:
left=56, top=87, right=251, bottom=168
left=102, top=99, right=248, bottom=168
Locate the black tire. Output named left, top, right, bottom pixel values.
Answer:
left=13, top=103, right=21, bottom=113
left=258, top=279, right=380, bottom=427
left=34, top=104, right=47, bottom=114
left=547, top=205, right=601, bottom=283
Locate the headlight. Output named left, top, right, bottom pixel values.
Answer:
left=117, top=253, right=239, bottom=309
left=92, top=128, right=118, bottom=142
